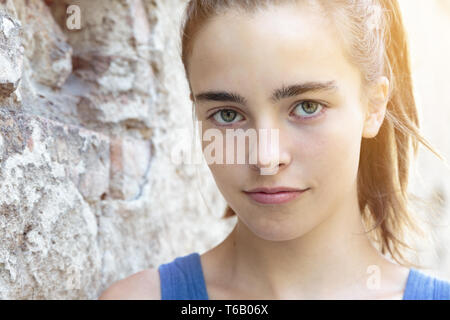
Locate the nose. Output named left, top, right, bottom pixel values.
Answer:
left=249, top=128, right=291, bottom=175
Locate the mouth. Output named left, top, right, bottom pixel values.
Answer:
left=243, top=187, right=310, bottom=205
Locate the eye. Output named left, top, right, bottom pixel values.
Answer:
left=291, top=101, right=325, bottom=119
left=210, top=109, right=244, bottom=126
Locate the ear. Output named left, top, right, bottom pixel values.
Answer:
left=190, top=93, right=194, bottom=102
left=362, top=76, right=389, bottom=139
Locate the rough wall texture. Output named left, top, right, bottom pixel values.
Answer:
left=0, top=0, right=448, bottom=299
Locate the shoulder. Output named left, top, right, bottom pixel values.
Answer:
left=432, top=274, right=450, bottom=300
left=406, top=269, right=450, bottom=300
left=98, top=268, right=161, bottom=300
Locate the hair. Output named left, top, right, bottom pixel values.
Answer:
left=179, top=0, right=447, bottom=269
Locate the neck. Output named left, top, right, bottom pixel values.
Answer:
left=218, top=192, right=397, bottom=299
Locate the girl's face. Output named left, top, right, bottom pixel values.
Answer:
left=188, top=3, right=376, bottom=241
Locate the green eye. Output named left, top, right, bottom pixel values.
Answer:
left=292, top=101, right=323, bottom=118
left=212, top=109, right=244, bottom=126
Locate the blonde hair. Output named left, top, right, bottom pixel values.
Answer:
left=180, top=0, right=446, bottom=269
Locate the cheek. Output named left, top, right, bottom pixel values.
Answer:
left=295, top=108, right=363, bottom=189
left=207, top=163, right=244, bottom=201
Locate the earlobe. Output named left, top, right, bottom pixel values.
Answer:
left=362, top=108, right=387, bottom=138
left=190, top=93, right=194, bottom=102
left=362, top=76, right=389, bottom=139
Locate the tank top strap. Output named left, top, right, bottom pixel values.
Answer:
left=158, top=252, right=209, bottom=300
left=403, top=268, right=450, bottom=300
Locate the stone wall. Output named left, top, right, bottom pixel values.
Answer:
left=0, top=0, right=448, bottom=299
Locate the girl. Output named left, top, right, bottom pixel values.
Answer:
left=99, top=0, right=450, bottom=300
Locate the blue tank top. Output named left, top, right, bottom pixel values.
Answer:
left=158, top=252, right=450, bottom=300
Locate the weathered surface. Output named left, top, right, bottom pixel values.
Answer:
left=15, top=0, right=73, bottom=89
left=0, top=12, right=22, bottom=99
left=0, top=0, right=233, bottom=300
left=0, top=109, right=104, bottom=299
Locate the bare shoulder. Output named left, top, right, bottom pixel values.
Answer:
left=98, top=268, right=161, bottom=300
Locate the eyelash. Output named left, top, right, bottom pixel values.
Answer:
left=206, top=100, right=328, bottom=127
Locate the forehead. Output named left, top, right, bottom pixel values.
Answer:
left=188, top=2, right=359, bottom=96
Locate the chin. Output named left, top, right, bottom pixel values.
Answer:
left=254, top=229, right=303, bottom=242
left=242, top=216, right=309, bottom=242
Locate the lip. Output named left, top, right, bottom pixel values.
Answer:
left=243, top=187, right=310, bottom=205
left=244, top=186, right=306, bottom=193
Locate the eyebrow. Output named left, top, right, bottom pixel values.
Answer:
left=194, top=81, right=338, bottom=107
